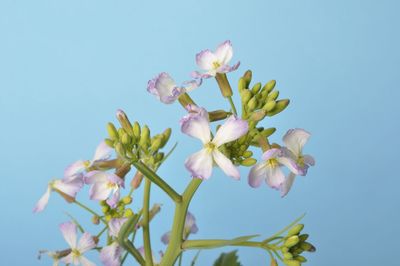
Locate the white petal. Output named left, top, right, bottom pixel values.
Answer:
left=214, top=40, right=233, bottom=65
left=212, top=150, right=240, bottom=180
left=265, top=165, right=285, bottom=189
left=59, top=222, right=77, bottom=249
left=100, top=242, right=122, bottom=266
left=283, top=128, right=311, bottom=156
left=109, top=218, right=128, bottom=237
left=277, top=156, right=302, bottom=175
left=248, top=163, right=267, bottom=188
left=64, top=160, right=87, bottom=178
left=33, top=186, right=51, bottom=213
left=180, top=112, right=211, bottom=144
left=89, top=181, right=111, bottom=201
left=92, top=141, right=112, bottom=162
left=261, top=148, right=282, bottom=161
left=77, top=232, right=96, bottom=253
left=85, top=170, right=108, bottom=184
left=196, top=49, right=217, bottom=71
left=280, top=173, right=296, bottom=197
left=53, top=177, right=83, bottom=198
left=212, top=116, right=248, bottom=146
left=303, top=154, right=315, bottom=166
left=79, top=256, right=96, bottom=266
left=61, top=253, right=73, bottom=264
left=184, top=149, right=213, bottom=179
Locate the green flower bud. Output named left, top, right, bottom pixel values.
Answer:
left=283, top=252, right=293, bottom=260
left=283, top=259, right=301, bottom=266
left=101, top=205, right=110, bottom=213
left=267, top=90, right=280, bottom=101
left=288, top=224, right=304, bottom=236
left=124, top=209, right=134, bottom=218
left=91, top=215, right=100, bottom=225
left=105, top=214, right=112, bottom=222
left=238, top=77, right=247, bottom=91
left=115, top=142, right=126, bottom=158
left=267, top=99, right=290, bottom=117
left=133, top=122, right=141, bottom=139
left=243, top=70, right=252, bottom=88
left=100, top=200, right=108, bottom=207
left=281, top=246, right=289, bottom=253
left=122, top=196, right=132, bottom=205
left=294, top=256, right=307, bottom=262
left=150, top=137, right=163, bottom=153
left=242, top=150, right=253, bottom=158
left=240, top=89, right=252, bottom=103
left=247, top=97, right=257, bottom=111
left=263, top=80, right=276, bottom=93
left=107, top=122, right=119, bottom=140
left=120, top=132, right=131, bottom=145
left=116, top=109, right=133, bottom=136
left=299, top=234, right=309, bottom=242
left=162, top=128, right=172, bottom=147
left=284, top=236, right=300, bottom=248
left=241, top=158, right=257, bottom=166
left=249, top=110, right=266, bottom=122
left=155, top=152, right=164, bottom=162
left=261, top=127, right=276, bottom=137
left=251, top=82, right=262, bottom=94
left=139, top=125, right=150, bottom=149
left=262, top=100, right=276, bottom=112
left=104, top=138, right=114, bottom=148
left=300, top=242, right=316, bottom=252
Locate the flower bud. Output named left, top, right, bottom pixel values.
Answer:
left=115, top=142, right=126, bottom=158
left=267, top=90, right=279, bottom=101
left=283, top=252, right=293, bottom=259
left=299, top=234, right=309, bottom=242
left=300, top=242, right=316, bottom=252
left=284, top=235, right=300, bottom=248
left=261, top=127, right=276, bottom=137
left=243, top=70, right=252, bottom=88
left=101, top=205, right=110, bottom=213
left=247, top=97, right=257, bottom=111
left=294, top=255, right=307, bottom=262
left=288, top=224, right=304, bottom=236
left=162, top=128, right=172, bottom=147
left=139, top=125, right=150, bottom=149
left=283, top=259, right=301, bottom=266
left=133, top=122, right=141, bottom=139
left=263, top=80, right=276, bottom=93
left=150, top=137, right=163, bottom=153
left=267, top=99, right=290, bottom=117
left=241, top=158, right=257, bottom=166
left=105, top=215, right=112, bottom=222
left=240, top=89, right=252, bottom=103
left=262, top=101, right=276, bottom=112
left=122, top=196, right=132, bottom=205
left=116, top=109, right=133, bottom=136
left=251, top=82, right=262, bottom=94
left=120, top=132, right=131, bottom=145
left=104, top=138, right=114, bottom=148
left=107, top=123, right=119, bottom=140
left=124, top=209, right=134, bottom=218
left=91, top=215, right=100, bottom=225
left=242, top=150, right=253, bottom=158
left=238, top=77, right=246, bottom=91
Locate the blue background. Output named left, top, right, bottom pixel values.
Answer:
left=1, top=0, right=399, bottom=265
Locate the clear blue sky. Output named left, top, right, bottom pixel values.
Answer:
left=1, top=0, right=399, bottom=265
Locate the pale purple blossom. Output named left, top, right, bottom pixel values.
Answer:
left=33, top=175, right=83, bottom=213
left=85, top=171, right=124, bottom=208
left=161, top=211, right=198, bottom=245
left=59, top=222, right=96, bottom=266
left=99, top=218, right=127, bottom=266
left=181, top=108, right=248, bottom=180
left=147, top=72, right=201, bottom=104
left=192, top=40, right=240, bottom=79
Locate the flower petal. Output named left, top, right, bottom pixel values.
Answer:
left=265, top=165, right=285, bottom=189
left=196, top=49, right=217, bottom=71
left=161, top=231, right=171, bottom=245
left=106, top=188, right=121, bottom=209
left=214, top=40, right=233, bottom=65
left=85, top=170, right=108, bottom=184
left=277, top=155, right=302, bottom=176
left=79, top=256, right=96, bottom=266
left=212, top=116, right=248, bottom=146
left=280, top=172, right=296, bottom=197
left=89, top=181, right=111, bottom=201
left=212, top=150, right=240, bottom=180
left=191, top=71, right=213, bottom=79
left=59, top=222, right=77, bottom=249
left=185, top=212, right=198, bottom=234
left=283, top=128, right=311, bottom=156
left=64, top=160, right=87, bottom=178
left=77, top=232, right=96, bottom=253
left=180, top=110, right=211, bottom=144
left=184, top=149, right=213, bottom=179
left=33, top=186, right=51, bottom=213
left=261, top=148, right=282, bottom=161
left=248, top=163, right=267, bottom=188
left=183, top=79, right=202, bottom=93
left=61, top=253, right=73, bottom=264
left=92, top=141, right=112, bottom=163
left=217, top=61, right=240, bottom=74
left=109, top=218, right=128, bottom=237
left=100, top=242, right=123, bottom=266
left=53, top=177, right=83, bottom=198
left=303, top=154, right=315, bottom=166
left=147, top=72, right=184, bottom=104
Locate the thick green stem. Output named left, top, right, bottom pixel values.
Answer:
left=142, top=179, right=154, bottom=266
left=132, top=161, right=182, bottom=203
left=160, top=178, right=202, bottom=266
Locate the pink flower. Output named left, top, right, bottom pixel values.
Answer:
left=85, top=171, right=124, bottom=208
left=59, top=222, right=96, bottom=266
left=147, top=72, right=201, bottom=104
left=181, top=108, right=248, bottom=180
left=100, top=218, right=127, bottom=266
left=192, top=40, right=240, bottom=79
left=161, top=211, right=198, bottom=245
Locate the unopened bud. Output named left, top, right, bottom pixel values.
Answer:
left=267, top=90, right=279, bottom=101
left=267, top=99, right=290, bottom=117
left=124, top=209, right=134, bottom=218
left=263, top=80, right=276, bottom=93
left=261, top=127, right=276, bottom=137
left=241, top=90, right=252, bottom=103
left=121, top=132, right=131, bottom=145
left=284, top=235, right=300, bottom=248
left=283, top=252, right=293, bottom=259
left=101, top=205, right=110, bottom=213
left=247, top=97, right=257, bottom=111
left=294, top=255, right=307, bottom=262
left=288, top=224, right=304, bottom=236
left=139, top=125, right=150, bottom=149
left=242, top=150, right=253, bottom=158
left=299, top=234, right=309, bottom=242
left=162, top=128, right=172, bottom=147
left=300, top=242, right=316, bottom=252
left=249, top=110, right=266, bottom=122
left=107, top=123, right=119, bottom=140
left=262, top=101, right=276, bottom=112
left=251, top=82, right=262, bottom=94
left=241, top=158, right=257, bottom=166
left=238, top=78, right=246, bottom=91
left=105, top=215, right=112, bottom=222
left=283, top=259, right=301, bottom=266
left=116, top=109, right=133, bottom=136
left=122, top=196, right=132, bottom=205
left=133, top=122, right=141, bottom=139
left=115, top=143, right=126, bottom=158
left=91, top=215, right=100, bottom=225
left=150, top=137, right=163, bottom=153
left=104, top=138, right=114, bottom=148
left=243, top=70, right=252, bottom=88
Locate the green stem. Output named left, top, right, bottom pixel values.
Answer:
left=132, top=161, right=182, bottom=203
left=73, top=200, right=106, bottom=224
left=160, top=178, right=203, bottom=266
left=142, top=179, right=154, bottom=266
left=118, top=214, right=145, bottom=265
left=96, top=226, right=108, bottom=238
left=178, top=253, right=183, bottom=266
left=227, top=96, right=238, bottom=115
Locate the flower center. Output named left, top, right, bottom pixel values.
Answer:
left=107, top=182, right=117, bottom=189
left=204, top=142, right=216, bottom=153
left=297, top=155, right=305, bottom=167
left=212, top=61, right=221, bottom=69
left=71, top=249, right=81, bottom=257
left=266, top=158, right=279, bottom=168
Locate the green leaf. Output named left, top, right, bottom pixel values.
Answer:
left=213, top=250, right=242, bottom=266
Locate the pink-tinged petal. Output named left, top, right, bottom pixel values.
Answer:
left=191, top=71, right=213, bottom=79
left=64, top=160, right=87, bottom=178
left=180, top=110, right=211, bottom=144
left=92, top=141, right=112, bottom=162
left=53, top=178, right=83, bottom=198
left=183, top=79, right=202, bottom=93
left=161, top=231, right=171, bottom=245
left=79, top=256, right=96, bottom=266
left=277, top=156, right=302, bottom=176
left=186, top=212, right=198, bottom=234
left=184, top=149, right=213, bottom=179
left=212, top=116, right=248, bottom=146
left=261, top=148, right=282, bottom=161
left=265, top=165, right=285, bottom=189
left=283, top=128, right=311, bottom=156
left=100, top=242, right=123, bottom=266
left=77, top=232, right=96, bottom=253
left=107, top=172, right=125, bottom=187
left=196, top=49, right=217, bottom=71
left=303, top=154, right=315, bottom=166
left=147, top=72, right=184, bottom=104
left=218, top=61, right=240, bottom=74
left=248, top=163, right=267, bottom=188
left=109, top=218, right=128, bottom=237
left=106, top=188, right=121, bottom=209
left=89, top=181, right=111, bottom=201
left=84, top=170, right=108, bottom=184
left=61, top=253, right=74, bottom=264
left=280, top=172, right=296, bottom=197
left=214, top=40, right=233, bottom=65
left=59, top=222, right=77, bottom=249
left=33, top=186, right=51, bottom=213
left=212, top=150, right=240, bottom=180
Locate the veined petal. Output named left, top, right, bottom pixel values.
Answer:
left=185, top=212, right=198, bottom=234
left=283, top=128, right=311, bottom=157
left=79, top=256, right=96, bottom=266
left=265, top=165, right=285, bottom=189
left=214, top=40, right=233, bottom=65
left=109, top=218, right=128, bottom=237
left=217, top=61, right=240, bottom=74
left=212, top=150, right=240, bottom=180
left=191, top=70, right=213, bottom=79
left=184, top=149, right=213, bottom=179
left=277, top=155, right=302, bottom=176
left=106, top=188, right=121, bottom=209
left=85, top=170, right=108, bottom=184
left=196, top=49, right=217, bottom=71
left=161, top=231, right=171, bottom=245
left=92, top=141, right=112, bottom=163
left=64, top=160, right=87, bottom=178
left=183, top=79, right=202, bottom=93
left=100, top=242, right=123, bottom=266
left=212, top=116, right=248, bottom=147
left=59, top=222, right=77, bottom=249
left=261, top=148, right=282, bottom=161
left=53, top=177, right=83, bottom=198
left=89, top=181, right=111, bottom=201
left=180, top=110, right=211, bottom=144
left=303, top=154, right=315, bottom=166
left=33, top=186, right=51, bottom=213
left=248, top=162, right=267, bottom=188
left=147, top=72, right=184, bottom=104
left=61, top=253, right=74, bottom=264
left=77, top=232, right=96, bottom=253
left=280, top=172, right=296, bottom=197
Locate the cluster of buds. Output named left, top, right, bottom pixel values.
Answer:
left=99, top=196, right=135, bottom=222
